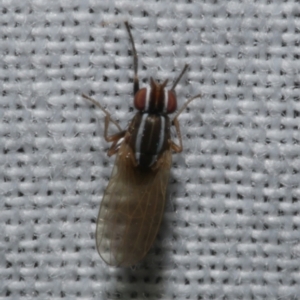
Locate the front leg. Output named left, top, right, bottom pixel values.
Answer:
left=106, top=130, right=126, bottom=156
left=82, top=94, right=122, bottom=133
left=170, top=94, right=202, bottom=153
left=82, top=94, right=125, bottom=156
left=169, top=117, right=183, bottom=153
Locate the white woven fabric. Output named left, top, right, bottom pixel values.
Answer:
left=1, top=0, right=300, bottom=299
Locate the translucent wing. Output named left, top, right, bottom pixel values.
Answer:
left=96, top=142, right=172, bottom=267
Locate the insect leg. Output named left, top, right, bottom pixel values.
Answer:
left=106, top=131, right=126, bottom=156
left=82, top=94, right=126, bottom=156
left=82, top=94, right=122, bottom=131
left=124, top=21, right=139, bottom=95
left=169, top=117, right=183, bottom=153
left=172, top=94, right=202, bottom=123
left=170, top=94, right=202, bottom=153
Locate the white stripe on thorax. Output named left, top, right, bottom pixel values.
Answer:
left=145, top=86, right=151, bottom=111
left=135, top=113, right=148, bottom=162
left=164, top=88, right=169, bottom=113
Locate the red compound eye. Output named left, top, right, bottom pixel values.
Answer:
left=134, top=88, right=147, bottom=111
left=166, top=90, right=177, bottom=113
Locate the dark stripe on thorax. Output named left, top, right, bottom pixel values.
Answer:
left=127, top=112, right=170, bottom=168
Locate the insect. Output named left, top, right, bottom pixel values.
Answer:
left=82, top=22, right=200, bottom=267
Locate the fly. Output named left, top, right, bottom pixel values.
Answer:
left=82, top=22, right=200, bottom=267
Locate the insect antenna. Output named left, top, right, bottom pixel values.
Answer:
left=170, top=64, right=189, bottom=91
left=124, top=21, right=139, bottom=95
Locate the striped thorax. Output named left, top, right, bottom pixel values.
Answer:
left=127, top=78, right=177, bottom=169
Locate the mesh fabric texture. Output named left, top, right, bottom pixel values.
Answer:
left=1, top=0, right=300, bottom=299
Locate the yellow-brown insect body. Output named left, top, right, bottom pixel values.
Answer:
left=96, top=77, right=177, bottom=266
left=96, top=143, right=171, bottom=266
left=82, top=22, right=200, bottom=267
